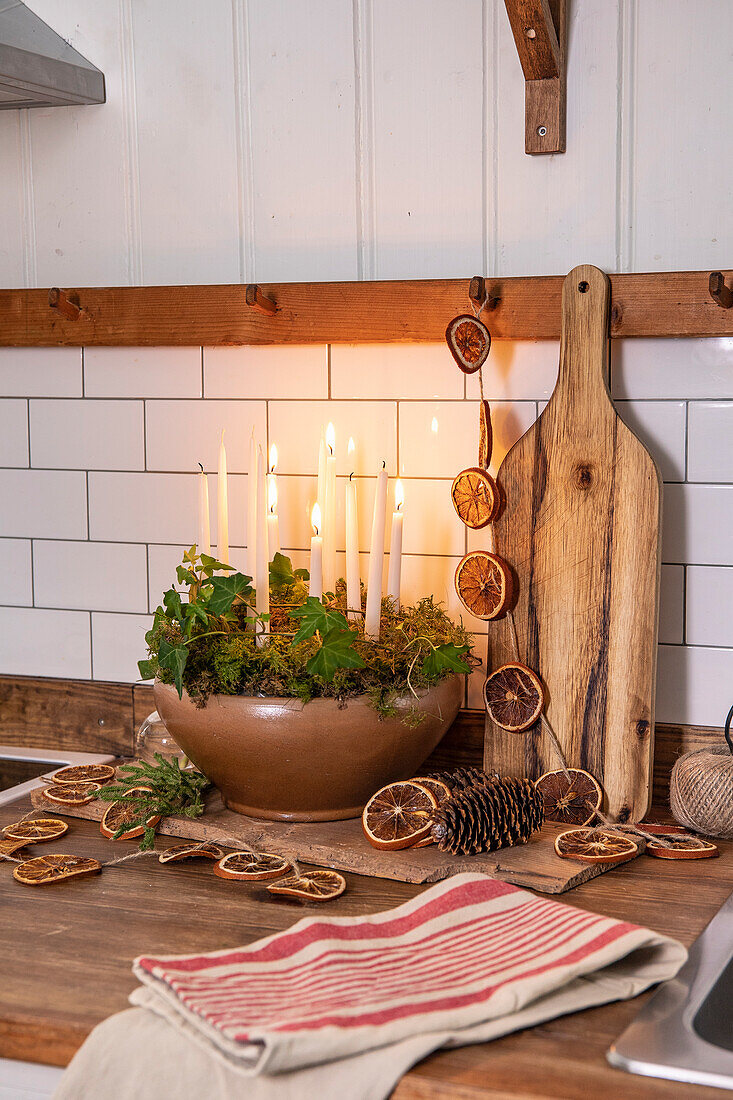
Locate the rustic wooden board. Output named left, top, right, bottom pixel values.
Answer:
left=485, top=265, right=662, bottom=822
left=30, top=784, right=641, bottom=895
left=1, top=270, right=733, bottom=347
left=0, top=675, right=134, bottom=756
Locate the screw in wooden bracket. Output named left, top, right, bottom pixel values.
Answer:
left=245, top=284, right=277, bottom=316
left=48, top=287, right=82, bottom=321
left=709, top=272, right=733, bottom=309
left=468, top=275, right=500, bottom=312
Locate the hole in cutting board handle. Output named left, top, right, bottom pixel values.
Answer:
left=577, top=281, right=589, bottom=293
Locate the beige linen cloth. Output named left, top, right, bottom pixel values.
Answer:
left=55, top=873, right=686, bottom=1100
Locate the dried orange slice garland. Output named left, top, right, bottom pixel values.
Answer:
left=100, top=786, right=161, bottom=841
left=50, top=764, right=115, bottom=785
left=13, top=853, right=102, bottom=885
left=43, top=782, right=101, bottom=806
left=535, top=769, right=602, bottom=827
left=214, top=852, right=292, bottom=881
left=362, top=781, right=437, bottom=850
left=445, top=315, right=491, bottom=374
left=267, top=869, right=346, bottom=902
left=451, top=468, right=500, bottom=530
left=646, top=836, right=719, bottom=860
left=554, top=828, right=639, bottom=865
left=158, top=842, right=225, bottom=864
left=3, top=817, right=68, bottom=842
left=484, top=663, right=545, bottom=732
left=455, top=551, right=514, bottom=621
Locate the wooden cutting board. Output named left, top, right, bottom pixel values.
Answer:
left=29, top=785, right=643, bottom=894
left=484, top=265, right=662, bottom=822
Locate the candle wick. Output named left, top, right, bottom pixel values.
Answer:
left=350, top=471, right=354, bottom=481
left=198, top=462, right=204, bottom=473
left=382, top=460, right=386, bottom=469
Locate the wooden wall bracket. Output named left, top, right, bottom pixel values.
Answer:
left=245, top=284, right=277, bottom=316
left=48, top=287, right=83, bottom=321
left=503, top=0, right=567, bottom=155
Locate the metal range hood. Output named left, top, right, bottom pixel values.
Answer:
left=0, top=0, right=104, bottom=109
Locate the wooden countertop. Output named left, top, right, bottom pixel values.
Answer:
left=1, top=794, right=731, bottom=1099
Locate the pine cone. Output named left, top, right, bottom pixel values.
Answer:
left=427, top=766, right=493, bottom=793
left=430, top=775, right=544, bottom=855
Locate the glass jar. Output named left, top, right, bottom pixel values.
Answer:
left=134, top=711, right=191, bottom=767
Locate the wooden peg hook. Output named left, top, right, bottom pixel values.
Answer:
left=245, top=284, right=277, bottom=316
left=48, top=287, right=82, bottom=321
left=468, top=275, right=500, bottom=312
left=709, top=272, right=733, bottom=310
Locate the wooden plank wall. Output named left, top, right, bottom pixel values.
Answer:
left=0, top=675, right=723, bottom=809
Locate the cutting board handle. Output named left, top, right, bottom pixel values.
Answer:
left=556, top=265, right=611, bottom=401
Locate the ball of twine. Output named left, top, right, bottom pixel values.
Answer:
left=670, top=740, right=733, bottom=840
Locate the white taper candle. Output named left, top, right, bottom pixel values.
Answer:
left=364, top=461, right=388, bottom=639
left=255, top=445, right=269, bottom=643
left=217, top=431, right=229, bottom=572
left=247, top=428, right=258, bottom=580
left=309, top=502, right=323, bottom=600
left=387, top=479, right=404, bottom=605
left=197, top=463, right=211, bottom=557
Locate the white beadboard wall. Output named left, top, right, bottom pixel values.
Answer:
left=0, top=0, right=732, bottom=728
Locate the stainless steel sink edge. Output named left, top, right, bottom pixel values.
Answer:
left=608, top=888, right=733, bottom=1091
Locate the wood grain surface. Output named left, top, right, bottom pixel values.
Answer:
left=1, top=270, right=733, bottom=347
left=485, top=266, right=662, bottom=822
left=30, top=784, right=633, bottom=895
left=1, top=795, right=731, bottom=1100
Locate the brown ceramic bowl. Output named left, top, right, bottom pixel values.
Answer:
left=153, top=676, right=463, bottom=822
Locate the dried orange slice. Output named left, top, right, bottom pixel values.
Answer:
left=455, top=551, right=513, bottom=620
left=3, top=818, right=68, bottom=843
left=214, top=851, right=292, bottom=881
left=451, top=469, right=499, bottom=530
left=100, top=786, right=160, bottom=840
left=362, top=781, right=437, bottom=850
left=478, top=399, right=493, bottom=471
left=159, top=842, right=225, bottom=864
left=13, top=853, right=102, bottom=885
left=43, top=782, right=101, bottom=806
left=646, top=836, right=719, bottom=860
left=50, top=764, right=115, bottom=785
left=554, top=828, right=639, bottom=865
left=267, top=869, right=346, bottom=901
left=409, top=777, right=452, bottom=847
left=535, top=769, right=602, bottom=827
left=484, top=663, right=544, bottom=732
left=446, top=314, right=491, bottom=374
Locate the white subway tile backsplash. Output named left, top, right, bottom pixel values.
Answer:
left=401, top=479, right=466, bottom=558
left=204, top=346, right=328, bottom=399
left=89, top=472, right=247, bottom=546
left=269, top=402, right=397, bottom=477
left=659, top=564, right=685, bottom=645
left=147, top=543, right=251, bottom=611
left=92, top=612, right=151, bottom=683
left=466, top=342, right=559, bottom=402
left=686, top=566, right=733, bottom=648
left=330, top=344, right=462, bottom=400
left=662, top=484, right=733, bottom=566
left=4, top=539, right=32, bottom=606
left=30, top=400, right=144, bottom=471
left=0, top=470, right=87, bottom=539
left=84, top=347, right=202, bottom=399
left=145, top=400, right=267, bottom=473
left=0, top=399, right=28, bottom=466
left=33, top=541, right=148, bottom=613
left=399, top=401, right=536, bottom=480
left=656, top=643, right=733, bottom=726
left=615, top=400, right=686, bottom=482
left=0, top=606, right=90, bottom=678
left=612, top=338, right=733, bottom=400
left=0, top=348, right=82, bottom=397
left=401, top=554, right=485, bottom=632
left=687, top=402, right=733, bottom=482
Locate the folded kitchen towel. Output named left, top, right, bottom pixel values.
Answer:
left=55, top=873, right=687, bottom=1100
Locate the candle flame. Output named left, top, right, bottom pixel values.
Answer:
left=326, top=422, right=336, bottom=455
left=395, top=479, right=404, bottom=512
left=347, top=436, right=355, bottom=455
left=268, top=473, right=278, bottom=513
left=431, top=416, right=439, bottom=433
left=269, top=443, right=278, bottom=473
left=311, top=501, right=321, bottom=535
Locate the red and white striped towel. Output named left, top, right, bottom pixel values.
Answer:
left=133, top=873, right=686, bottom=1077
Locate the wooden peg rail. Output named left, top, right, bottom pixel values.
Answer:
left=0, top=269, right=732, bottom=347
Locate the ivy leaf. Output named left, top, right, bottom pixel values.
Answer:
left=158, top=638, right=188, bottom=698
left=207, top=573, right=253, bottom=616
left=137, top=658, right=156, bottom=681
left=200, top=553, right=231, bottom=578
left=422, top=643, right=470, bottom=679
left=269, top=552, right=297, bottom=588
left=183, top=546, right=199, bottom=565
left=291, top=597, right=349, bottom=646
left=176, top=565, right=198, bottom=586
left=306, top=627, right=364, bottom=682
left=184, top=601, right=209, bottom=628
left=163, top=588, right=184, bottom=625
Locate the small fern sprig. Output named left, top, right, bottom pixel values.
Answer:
left=97, top=754, right=210, bottom=850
